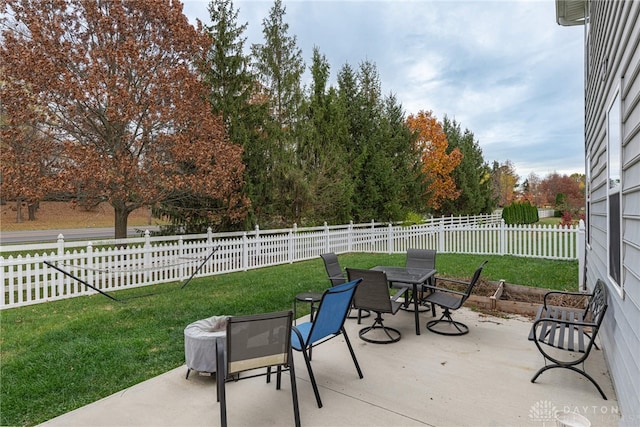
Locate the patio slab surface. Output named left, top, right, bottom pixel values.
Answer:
left=39, top=307, right=620, bottom=426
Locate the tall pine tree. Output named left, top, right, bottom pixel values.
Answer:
left=438, top=117, right=495, bottom=215
left=200, top=0, right=269, bottom=228
left=251, top=0, right=305, bottom=225
left=296, top=48, right=354, bottom=224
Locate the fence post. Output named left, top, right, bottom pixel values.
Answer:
left=288, top=224, right=296, bottom=264
left=322, top=222, right=329, bottom=253
left=348, top=221, right=353, bottom=252
left=0, top=256, right=4, bottom=306
left=438, top=219, right=445, bottom=253
left=242, top=232, right=248, bottom=271
left=367, top=220, right=372, bottom=249
left=56, top=234, right=65, bottom=297
left=206, top=228, right=214, bottom=274
left=578, top=219, right=586, bottom=290
left=499, top=220, right=506, bottom=255
left=255, top=225, right=260, bottom=267
left=144, top=230, right=151, bottom=283
left=178, top=236, right=184, bottom=279
left=87, top=242, right=94, bottom=295
left=387, top=223, right=393, bottom=254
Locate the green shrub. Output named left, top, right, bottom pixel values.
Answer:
left=554, top=193, right=567, bottom=217
left=401, top=211, right=425, bottom=226
left=502, top=201, right=539, bottom=224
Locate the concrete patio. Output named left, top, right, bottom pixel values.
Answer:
left=40, top=307, right=620, bottom=426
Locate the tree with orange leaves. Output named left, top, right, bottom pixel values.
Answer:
left=0, top=0, right=248, bottom=238
left=406, top=110, right=462, bottom=210
left=0, top=98, right=61, bottom=222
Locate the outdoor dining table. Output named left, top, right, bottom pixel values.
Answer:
left=371, top=266, right=436, bottom=336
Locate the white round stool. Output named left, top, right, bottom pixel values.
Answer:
left=184, top=315, right=228, bottom=379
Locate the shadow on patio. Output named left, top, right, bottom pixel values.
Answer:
left=40, top=307, right=620, bottom=426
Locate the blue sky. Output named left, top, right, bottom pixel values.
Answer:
left=182, top=0, right=585, bottom=181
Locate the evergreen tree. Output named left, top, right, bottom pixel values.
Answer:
left=296, top=48, right=353, bottom=224
left=336, top=61, right=421, bottom=223
left=251, top=0, right=305, bottom=225
left=201, top=0, right=270, bottom=227
left=156, top=0, right=261, bottom=232
left=377, top=93, right=424, bottom=220
left=438, top=117, right=495, bottom=215
left=348, top=61, right=385, bottom=222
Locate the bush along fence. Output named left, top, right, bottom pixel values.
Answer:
left=502, top=202, right=540, bottom=224
left=0, top=214, right=584, bottom=309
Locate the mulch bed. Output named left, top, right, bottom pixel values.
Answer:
left=437, top=277, right=587, bottom=309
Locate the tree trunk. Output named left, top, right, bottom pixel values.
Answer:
left=114, top=205, right=130, bottom=239
left=15, top=199, right=23, bottom=223
left=28, top=200, right=39, bottom=221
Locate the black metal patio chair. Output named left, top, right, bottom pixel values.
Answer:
left=528, top=279, right=609, bottom=399
left=422, top=260, right=488, bottom=335
left=347, top=268, right=409, bottom=344
left=216, top=311, right=300, bottom=427
left=391, top=248, right=437, bottom=313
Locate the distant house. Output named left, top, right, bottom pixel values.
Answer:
left=556, top=0, right=639, bottom=424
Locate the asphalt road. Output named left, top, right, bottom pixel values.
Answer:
left=0, top=226, right=160, bottom=245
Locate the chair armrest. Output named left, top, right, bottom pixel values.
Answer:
left=543, top=290, right=591, bottom=309
left=433, top=276, right=470, bottom=286
left=390, top=286, right=409, bottom=302
left=291, top=325, right=305, bottom=349
left=423, top=284, right=467, bottom=297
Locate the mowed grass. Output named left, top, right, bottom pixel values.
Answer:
left=0, top=252, right=578, bottom=426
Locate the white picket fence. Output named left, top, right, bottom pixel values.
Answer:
left=0, top=213, right=585, bottom=310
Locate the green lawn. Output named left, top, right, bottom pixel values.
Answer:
left=0, top=252, right=577, bottom=426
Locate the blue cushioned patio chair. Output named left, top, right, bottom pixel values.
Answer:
left=291, top=279, right=364, bottom=408
left=216, top=311, right=300, bottom=427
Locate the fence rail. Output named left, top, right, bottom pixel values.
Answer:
left=1, top=213, right=584, bottom=310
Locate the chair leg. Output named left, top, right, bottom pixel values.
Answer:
left=300, top=346, right=323, bottom=408
left=276, top=366, right=282, bottom=390
left=341, top=326, right=364, bottom=378
left=359, top=312, right=402, bottom=344
left=531, top=363, right=608, bottom=400
left=400, top=288, right=431, bottom=313
left=288, top=349, right=302, bottom=427
left=185, top=368, right=191, bottom=379
left=216, top=340, right=227, bottom=427
left=426, top=307, right=469, bottom=336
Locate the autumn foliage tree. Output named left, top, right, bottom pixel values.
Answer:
left=538, top=172, right=584, bottom=214
left=491, top=160, right=519, bottom=207
left=406, top=110, right=462, bottom=210
left=0, top=0, right=247, bottom=238
left=0, top=85, right=62, bottom=222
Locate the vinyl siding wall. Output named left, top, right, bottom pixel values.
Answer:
left=584, top=1, right=640, bottom=424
